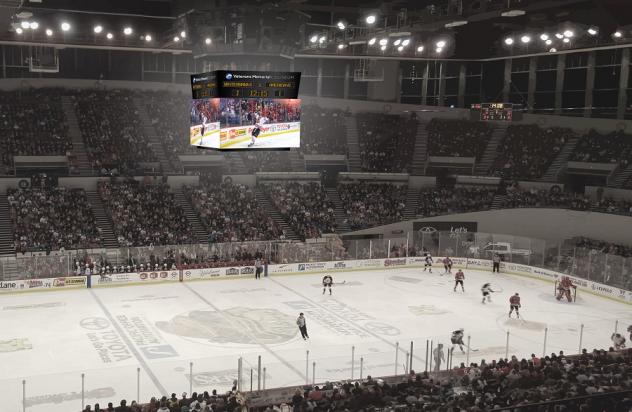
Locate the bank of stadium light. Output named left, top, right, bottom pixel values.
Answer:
left=380, top=45, right=386, bottom=51
left=365, top=15, right=376, bottom=25
left=520, top=35, right=531, bottom=44
left=309, top=34, right=318, bottom=43
left=393, top=39, right=401, bottom=46
left=20, top=21, right=29, bottom=29
left=397, top=46, right=403, bottom=52
left=337, top=43, right=345, bottom=49
left=368, top=37, right=376, bottom=46
left=144, top=34, right=152, bottom=42
left=416, top=45, right=424, bottom=52
left=587, top=27, right=598, bottom=36
left=29, top=21, right=38, bottom=30
left=379, top=38, right=388, bottom=46
left=15, top=27, right=23, bottom=34
left=435, top=47, right=443, bottom=53
left=540, top=34, right=548, bottom=41
left=549, top=48, right=557, bottom=53
left=436, top=40, right=446, bottom=48
left=318, top=35, right=326, bottom=44
left=173, top=36, right=180, bottom=42
left=205, top=38, right=212, bottom=45
left=563, top=30, right=574, bottom=38
left=562, top=37, right=570, bottom=43
left=555, top=33, right=563, bottom=39
left=94, top=25, right=103, bottom=34
left=336, top=21, right=346, bottom=30
left=180, top=31, right=186, bottom=38
left=61, top=22, right=71, bottom=32
left=123, top=27, right=133, bottom=36
left=106, top=32, right=113, bottom=40
left=504, top=37, right=514, bottom=45
left=402, top=39, right=410, bottom=46
left=45, top=28, right=53, bottom=36
left=545, top=39, right=552, bottom=45
left=613, top=31, right=622, bottom=39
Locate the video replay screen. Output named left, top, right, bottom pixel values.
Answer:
left=190, top=70, right=301, bottom=150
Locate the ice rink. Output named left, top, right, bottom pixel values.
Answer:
left=227, top=130, right=300, bottom=149
left=1, top=267, right=631, bottom=412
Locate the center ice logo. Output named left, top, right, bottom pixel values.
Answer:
left=156, top=307, right=297, bottom=344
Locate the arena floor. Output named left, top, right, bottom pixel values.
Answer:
left=1, top=267, right=630, bottom=412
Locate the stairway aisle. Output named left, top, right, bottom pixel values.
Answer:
left=474, top=123, right=508, bottom=175
left=541, top=137, right=579, bottom=182
left=61, top=96, right=93, bottom=175
left=85, top=192, right=121, bottom=249
left=254, top=188, right=301, bottom=240
left=173, top=190, right=209, bottom=244
left=344, top=116, right=362, bottom=172
left=325, top=188, right=351, bottom=233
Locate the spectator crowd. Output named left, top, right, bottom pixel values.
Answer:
left=265, top=182, right=336, bottom=239
left=572, top=129, right=632, bottom=166
left=98, top=180, right=195, bottom=246
left=185, top=182, right=282, bottom=243
left=427, top=119, right=492, bottom=159
left=338, top=183, right=407, bottom=230
left=8, top=187, right=101, bottom=253
left=417, top=186, right=496, bottom=217
left=357, top=113, right=418, bottom=172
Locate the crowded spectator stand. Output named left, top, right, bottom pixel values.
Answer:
left=357, top=113, right=418, bottom=172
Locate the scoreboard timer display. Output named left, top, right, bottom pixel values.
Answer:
left=470, top=103, right=513, bottom=121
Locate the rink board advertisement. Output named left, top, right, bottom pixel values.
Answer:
left=0, top=276, right=86, bottom=293
left=92, top=271, right=180, bottom=287
left=190, top=70, right=302, bottom=150
left=184, top=266, right=256, bottom=281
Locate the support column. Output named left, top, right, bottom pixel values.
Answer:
left=584, top=52, right=595, bottom=118
left=617, top=48, right=630, bottom=119
left=171, top=54, right=176, bottom=83
left=421, top=63, right=429, bottom=106
left=527, top=56, right=537, bottom=113
left=140, top=52, right=144, bottom=82
left=1, top=45, right=5, bottom=78
left=554, top=54, right=566, bottom=115
left=438, top=62, right=446, bottom=106
left=344, top=63, right=350, bottom=100
left=502, top=59, right=512, bottom=102
left=316, top=59, right=323, bottom=97
left=397, top=65, right=403, bottom=103
left=458, top=62, right=466, bottom=108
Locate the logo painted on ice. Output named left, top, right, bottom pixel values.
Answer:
left=80, top=317, right=111, bottom=331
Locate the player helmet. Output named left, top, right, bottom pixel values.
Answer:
left=515, top=293, right=519, bottom=296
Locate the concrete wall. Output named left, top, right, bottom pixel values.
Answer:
left=346, top=208, right=632, bottom=245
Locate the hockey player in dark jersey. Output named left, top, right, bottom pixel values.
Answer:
left=322, top=275, right=333, bottom=295
left=454, top=269, right=465, bottom=292
left=481, top=283, right=494, bottom=304
left=509, top=293, right=521, bottom=319
left=451, top=328, right=465, bottom=353
left=423, top=253, right=433, bottom=273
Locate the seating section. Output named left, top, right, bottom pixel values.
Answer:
left=72, top=89, right=155, bottom=175
left=427, top=119, right=492, bottom=159
left=265, top=182, right=336, bottom=239
left=98, top=181, right=194, bottom=246
left=0, top=89, right=71, bottom=175
left=185, top=182, right=282, bottom=242
left=417, top=186, right=496, bottom=216
left=503, top=185, right=590, bottom=210
left=8, top=187, right=101, bottom=253
left=338, top=183, right=407, bottom=230
left=571, top=130, right=632, bottom=165
left=357, top=113, right=417, bottom=172
left=491, top=125, right=571, bottom=179
left=240, top=151, right=292, bottom=173
left=299, top=105, right=348, bottom=156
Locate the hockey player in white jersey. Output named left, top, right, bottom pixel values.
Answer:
left=423, top=253, right=433, bottom=273
left=322, top=275, right=333, bottom=295
left=611, top=333, right=626, bottom=350
left=481, top=283, right=495, bottom=304
left=451, top=328, right=465, bottom=353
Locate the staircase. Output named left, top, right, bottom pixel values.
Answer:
left=344, top=116, right=362, bottom=172
left=541, top=137, right=580, bottom=182
left=254, top=188, right=301, bottom=240
left=61, top=96, right=93, bottom=175
left=411, top=123, right=429, bottom=175
left=85, top=192, right=120, bottom=249
left=474, top=123, right=508, bottom=175
left=0, top=258, right=18, bottom=281
left=403, top=188, right=421, bottom=220
left=133, top=97, right=174, bottom=174
left=0, top=194, right=15, bottom=256
left=490, top=194, right=508, bottom=210
left=608, top=164, right=632, bottom=188
left=288, top=150, right=304, bottom=172
left=324, top=188, right=352, bottom=233
left=173, top=190, right=209, bottom=243
left=225, top=152, right=249, bottom=174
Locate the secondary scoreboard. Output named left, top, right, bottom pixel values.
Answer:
left=470, top=103, right=513, bottom=121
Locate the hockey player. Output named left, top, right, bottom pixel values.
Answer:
left=432, top=343, right=445, bottom=371
left=492, top=253, right=501, bottom=273
left=443, top=257, right=453, bottom=275
left=611, top=332, right=626, bottom=350
left=451, top=328, right=465, bottom=353
left=481, top=283, right=494, bottom=304
left=556, top=276, right=576, bottom=302
left=454, top=269, right=465, bottom=292
left=509, top=293, right=521, bottom=319
left=248, top=115, right=268, bottom=147
left=628, top=325, right=632, bottom=342
left=322, top=275, right=333, bottom=295
left=423, top=253, right=433, bottom=273
left=296, top=313, right=309, bottom=340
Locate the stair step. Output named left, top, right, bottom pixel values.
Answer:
left=174, top=191, right=209, bottom=243
left=254, top=189, right=301, bottom=240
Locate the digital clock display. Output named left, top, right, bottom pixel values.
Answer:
left=471, top=103, right=513, bottom=121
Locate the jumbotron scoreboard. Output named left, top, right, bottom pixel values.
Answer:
left=191, top=70, right=301, bottom=99
left=470, top=103, right=514, bottom=121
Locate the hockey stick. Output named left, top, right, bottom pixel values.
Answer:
left=492, top=287, right=503, bottom=293
left=333, top=281, right=346, bottom=285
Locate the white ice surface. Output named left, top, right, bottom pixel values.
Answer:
left=225, top=131, right=300, bottom=149
left=1, top=267, right=630, bottom=412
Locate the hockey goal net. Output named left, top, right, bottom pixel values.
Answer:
left=554, top=281, right=577, bottom=302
